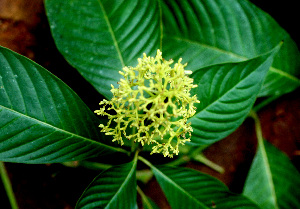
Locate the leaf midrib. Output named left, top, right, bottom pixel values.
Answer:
left=105, top=159, right=137, bottom=209
left=97, top=0, right=125, bottom=68
left=258, top=139, right=279, bottom=209
left=0, top=104, right=124, bottom=153
left=166, top=35, right=300, bottom=84
left=153, top=166, right=208, bottom=209
left=250, top=111, right=279, bottom=209
left=189, top=57, right=267, bottom=123
left=158, top=0, right=163, bottom=51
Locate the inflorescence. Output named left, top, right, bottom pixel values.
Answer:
left=95, top=50, right=200, bottom=157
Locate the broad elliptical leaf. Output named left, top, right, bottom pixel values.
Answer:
left=188, top=45, right=281, bottom=146
left=45, top=0, right=161, bottom=99
left=0, top=46, right=124, bottom=163
left=161, top=0, right=300, bottom=97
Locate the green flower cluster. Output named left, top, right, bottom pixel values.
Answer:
left=95, top=50, right=199, bottom=157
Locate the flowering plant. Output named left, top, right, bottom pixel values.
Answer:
left=0, top=0, right=300, bottom=208
left=95, top=50, right=199, bottom=157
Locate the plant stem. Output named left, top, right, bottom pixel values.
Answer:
left=131, top=126, right=137, bottom=153
left=165, top=145, right=207, bottom=167
left=138, top=156, right=153, bottom=168
left=0, top=162, right=19, bottom=209
left=62, top=161, right=112, bottom=170
left=166, top=155, right=190, bottom=166
left=139, top=146, right=223, bottom=174
left=249, top=110, right=264, bottom=146
left=192, top=154, right=224, bottom=174
left=80, top=161, right=112, bottom=170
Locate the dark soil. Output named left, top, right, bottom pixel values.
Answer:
left=0, top=0, right=299, bottom=208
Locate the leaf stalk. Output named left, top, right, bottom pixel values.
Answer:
left=0, top=162, right=19, bottom=209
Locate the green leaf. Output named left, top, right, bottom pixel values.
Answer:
left=138, top=187, right=160, bottom=209
left=76, top=155, right=137, bottom=209
left=0, top=46, right=124, bottom=163
left=137, top=185, right=160, bottom=209
left=243, top=141, right=300, bottom=209
left=161, top=0, right=300, bottom=97
left=45, top=0, right=161, bottom=99
left=142, top=196, right=160, bottom=209
left=151, top=165, right=259, bottom=209
left=188, top=45, right=280, bottom=146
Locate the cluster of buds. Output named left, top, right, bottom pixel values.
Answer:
left=95, top=50, right=199, bottom=157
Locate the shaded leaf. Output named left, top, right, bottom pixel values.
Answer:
left=188, top=45, right=280, bottom=145
left=243, top=141, right=300, bottom=209
left=142, top=197, right=160, bottom=209
left=138, top=187, right=160, bottom=209
left=152, top=165, right=259, bottom=209
left=76, top=156, right=137, bottom=209
left=161, top=0, right=300, bottom=96
left=0, top=46, right=124, bottom=163
left=45, top=0, right=161, bottom=99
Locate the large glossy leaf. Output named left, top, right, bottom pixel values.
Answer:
left=76, top=156, right=137, bottom=209
left=0, top=46, right=124, bottom=163
left=161, top=0, right=300, bottom=97
left=243, top=140, right=300, bottom=209
left=151, top=165, right=259, bottom=209
left=188, top=45, right=280, bottom=146
left=45, top=0, right=161, bottom=99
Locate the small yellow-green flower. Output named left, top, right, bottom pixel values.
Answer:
left=95, top=49, right=199, bottom=157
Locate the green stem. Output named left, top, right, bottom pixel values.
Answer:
left=192, top=154, right=224, bottom=174
left=249, top=110, right=264, bottom=146
left=80, top=161, right=112, bottom=170
left=165, top=145, right=207, bottom=167
left=62, top=161, right=112, bottom=170
left=138, top=156, right=153, bottom=168
left=0, top=162, right=19, bottom=209
left=165, top=145, right=223, bottom=173
left=131, top=126, right=138, bottom=153
left=166, top=155, right=190, bottom=166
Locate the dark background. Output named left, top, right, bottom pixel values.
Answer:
left=0, top=0, right=299, bottom=208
